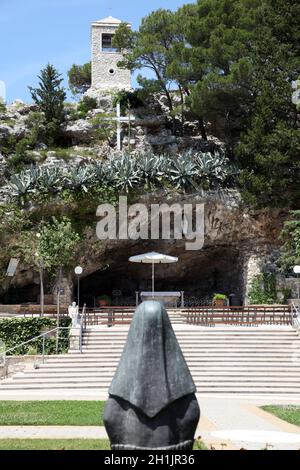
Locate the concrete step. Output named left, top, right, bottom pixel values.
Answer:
left=43, top=351, right=296, bottom=364
left=35, top=366, right=300, bottom=374
left=83, top=337, right=299, bottom=342
left=1, top=324, right=299, bottom=396
left=9, top=375, right=300, bottom=385
left=78, top=341, right=300, bottom=353
left=16, top=370, right=300, bottom=378
left=1, top=383, right=300, bottom=393
left=83, top=336, right=300, bottom=342
left=84, top=326, right=297, bottom=337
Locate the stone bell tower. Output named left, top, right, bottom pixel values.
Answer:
left=91, top=16, right=131, bottom=91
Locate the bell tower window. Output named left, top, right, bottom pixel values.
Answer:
left=102, top=34, right=117, bottom=52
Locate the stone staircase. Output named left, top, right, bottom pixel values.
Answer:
left=1, top=325, right=300, bottom=396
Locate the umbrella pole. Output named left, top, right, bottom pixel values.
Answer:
left=152, top=262, right=155, bottom=298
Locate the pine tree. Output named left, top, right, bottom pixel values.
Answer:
left=68, top=62, right=91, bottom=96
left=237, top=0, right=300, bottom=208
left=29, top=64, right=66, bottom=145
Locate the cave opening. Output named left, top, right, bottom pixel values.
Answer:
left=79, top=246, right=243, bottom=307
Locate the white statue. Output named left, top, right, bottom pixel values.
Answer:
left=68, top=302, right=79, bottom=328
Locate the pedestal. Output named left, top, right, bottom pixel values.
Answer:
left=69, top=327, right=81, bottom=351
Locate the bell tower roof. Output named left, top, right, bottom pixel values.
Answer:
left=92, top=16, right=125, bottom=26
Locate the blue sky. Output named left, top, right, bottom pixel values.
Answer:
left=0, top=0, right=188, bottom=103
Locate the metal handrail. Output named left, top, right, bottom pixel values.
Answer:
left=0, top=326, right=70, bottom=365
left=79, top=304, right=87, bottom=354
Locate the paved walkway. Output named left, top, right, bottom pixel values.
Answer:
left=0, top=396, right=299, bottom=450
left=0, top=426, right=108, bottom=439
left=199, top=397, right=300, bottom=450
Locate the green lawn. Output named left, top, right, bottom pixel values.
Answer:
left=0, top=439, right=206, bottom=450
left=261, top=405, right=300, bottom=427
left=0, top=439, right=110, bottom=450
left=0, top=401, right=105, bottom=426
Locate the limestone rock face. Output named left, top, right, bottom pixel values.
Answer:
left=0, top=153, right=8, bottom=186
left=63, top=119, right=95, bottom=144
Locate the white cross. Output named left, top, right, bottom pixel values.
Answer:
left=115, top=103, right=136, bottom=151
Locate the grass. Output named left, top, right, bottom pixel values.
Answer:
left=0, top=439, right=110, bottom=450
left=0, top=439, right=207, bottom=451
left=0, top=401, right=106, bottom=426
left=261, top=405, right=300, bottom=427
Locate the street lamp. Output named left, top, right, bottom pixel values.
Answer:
left=293, top=265, right=300, bottom=310
left=75, top=266, right=83, bottom=308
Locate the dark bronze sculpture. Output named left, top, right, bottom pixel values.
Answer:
left=104, top=301, right=200, bottom=450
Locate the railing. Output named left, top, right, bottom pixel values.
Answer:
left=0, top=326, right=71, bottom=368
left=79, top=304, right=87, bottom=354
left=79, top=305, right=292, bottom=327
left=83, top=307, right=135, bottom=326
left=184, top=305, right=292, bottom=326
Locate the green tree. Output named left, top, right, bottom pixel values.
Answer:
left=68, top=62, right=92, bottom=96
left=29, top=64, right=66, bottom=145
left=186, top=0, right=260, bottom=154
left=113, top=10, right=193, bottom=134
left=18, top=217, right=80, bottom=275
left=279, top=211, right=300, bottom=273
left=237, top=0, right=300, bottom=207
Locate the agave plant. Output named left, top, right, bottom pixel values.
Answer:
left=108, top=154, right=141, bottom=192
left=8, top=168, right=38, bottom=202
left=92, top=162, right=105, bottom=182
left=66, top=165, right=95, bottom=193
left=194, top=151, right=230, bottom=186
left=169, top=152, right=197, bottom=190
left=36, top=167, right=65, bottom=194
left=136, top=152, right=163, bottom=187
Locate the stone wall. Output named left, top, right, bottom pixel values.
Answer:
left=91, top=24, right=131, bottom=91
left=0, top=355, right=41, bottom=380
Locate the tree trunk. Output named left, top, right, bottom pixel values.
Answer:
left=199, top=118, right=207, bottom=141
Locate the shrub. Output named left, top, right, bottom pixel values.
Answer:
left=7, top=137, right=37, bottom=171
left=248, top=273, right=278, bottom=305
left=0, top=101, right=6, bottom=113
left=212, top=293, right=227, bottom=301
left=77, top=96, right=98, bottom=118
left=112, top=90, right=144, bottom=113
left=0, top=317, right=71, bottom=356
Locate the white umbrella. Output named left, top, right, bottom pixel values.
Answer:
left=129, top=252, right=178, bottom=297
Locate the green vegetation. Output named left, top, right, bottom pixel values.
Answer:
left=0, top=439, right=111, bottom=450
left=112, top=89, right=144, bottom=113
left=90, top=112, right=117, bottom=146
left=0, top=100, right=6, bottom=113
left=17, top=216, right=80, bottom=276
left=113, top=10, right=191, bottom=133
left=113, top=0, right=299, bottom=207
left=212, top=294, right=228, bottom=301
left=68, top=62, right=92, bottom=96
left=0, top=439, right=208, bottom=450
left=0, top=318, right=71, bottom=355
left=77, top=95, right=97, bottom=118
left=279, top=211, right=300, bottom=273
left=7, top=150, right=235, bottom=203
left=248, top=273, right=278, bottom=305
left=0, top=401, right=105, bottom=426
left=29, top=64, right=66, bottom=146
left=262, top=406, right=300, bottom=427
